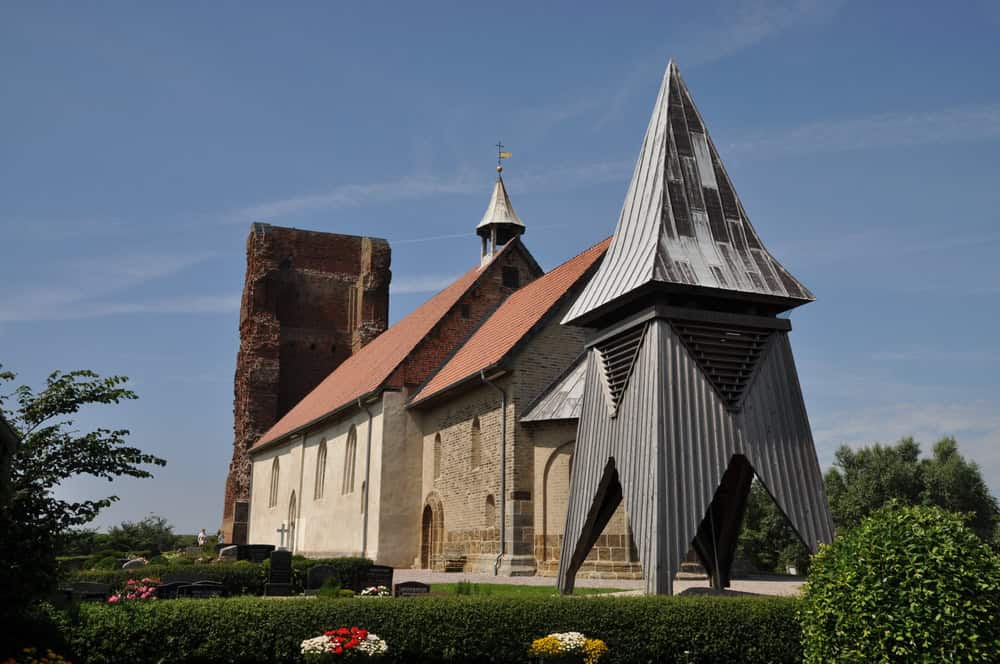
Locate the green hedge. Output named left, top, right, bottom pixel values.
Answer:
left=64, top=595, right=801, bottom=663
left=66, top=558, right=374, bottom=596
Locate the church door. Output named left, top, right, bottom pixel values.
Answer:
left=420, top=505, right=433, bottom=569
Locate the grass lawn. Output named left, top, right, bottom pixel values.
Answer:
left=429, top=581, right=624, bottom=597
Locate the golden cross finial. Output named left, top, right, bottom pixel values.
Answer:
left=496, top=140, right=511, bottom=173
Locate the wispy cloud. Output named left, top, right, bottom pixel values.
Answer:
left=0, top=253, right=218, bottom=322
left=727, top=104, right=1000, bottom=158
left=678, top=0, right=847, bottom=67
left=223, top=160, right=633, bottom=226
left=0, top=294, right=241, bottom=322
left=389, top=275, right=460, bottom=295
left=224, top=173, right=483, bottom=225
left=590, top=0, right=846, bottom=129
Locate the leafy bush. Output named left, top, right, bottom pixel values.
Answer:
left=801, top=503, right=1000, bottom=662
left=64, top=595, right=801, bottom=663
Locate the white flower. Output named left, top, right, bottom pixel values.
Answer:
left=550, top=632, right=586, bottom=652
left=357, top=633, right=389, bottom=656
left=300, top=635, right=332, bottom=654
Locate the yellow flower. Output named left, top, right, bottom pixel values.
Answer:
left=528, top=636, right=565, bottom=657
left=583, top=638, right=608, bottom=664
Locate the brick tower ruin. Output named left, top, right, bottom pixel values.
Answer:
left=222, top=223, right=391, bottom=544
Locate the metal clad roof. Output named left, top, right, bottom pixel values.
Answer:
left=520, top=353, right=588, bottom=422
left=476, top=175, right=524, bottom=232
left=564, top=61, right=813, bottom=326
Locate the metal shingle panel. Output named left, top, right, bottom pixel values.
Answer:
left=563, top=61, right=813, bottom=326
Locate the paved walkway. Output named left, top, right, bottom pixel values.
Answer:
left=394, top=569, right=803, bottom=596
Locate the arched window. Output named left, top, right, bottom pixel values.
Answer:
left=268, top=457, right=280, bottom=508
left=314, top=440, right=327, bottom=500
left=342, top=425, right=357, bottom=494
left=287, top=491, right=297, bottom=551
left=484, top=494, right=496, bottom=528
left=433, top=433, right=442, bottom=480
left=470, top=417, right=481, bottom=469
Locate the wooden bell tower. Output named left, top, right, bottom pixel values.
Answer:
left=557, top=61, right=834, bottom=595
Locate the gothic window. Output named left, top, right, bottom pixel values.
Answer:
left=470, top=418, right=481, bottom=469
left=268, top=458, right=280, bottom=508
left=433, top=433, right=442, bottom=480
left=484, top=494, right=496, bottom=528
left=342, top=426, right=357, bottom=495
left=314, top=440, right=327, bottom=500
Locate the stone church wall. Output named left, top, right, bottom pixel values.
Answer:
left=224, top=223, right=390, bottom=544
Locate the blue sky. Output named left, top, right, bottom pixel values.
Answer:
left=2, top=1, right=999, bottom=534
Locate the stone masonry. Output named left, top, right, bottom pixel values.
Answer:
left=222, top=223, right=390, bottom=544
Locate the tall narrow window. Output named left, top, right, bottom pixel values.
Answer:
left=433, top=433, right=442, bottom=480
left=484, top=494, right=496, bottom=528
left=268, top=458, right=280, bottom=508
left=470, top=418, right=481, bottom=469
left=314, top=440, right=328, bottom=500
left=342, top=425, right=357, bottom=494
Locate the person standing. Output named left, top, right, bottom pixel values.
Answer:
left=217, top=529, right=225, bottom=546
left=197, top=528, right=207, bottom=546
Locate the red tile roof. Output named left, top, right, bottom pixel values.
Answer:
left=408, top=237, right=611, bottom=406
left=251, top=245, right=520, bottom=452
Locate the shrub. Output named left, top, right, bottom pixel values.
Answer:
left=801, top=503, right=1000, bottom=662
left=63, top=595, right=800, bottom=663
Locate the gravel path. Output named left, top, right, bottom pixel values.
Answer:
left=393, top=570, right=803, bottom=596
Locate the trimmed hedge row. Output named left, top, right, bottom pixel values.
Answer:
left=65, top=595, right=802, bottom=663
left=66, top=558, right=374, bottom=596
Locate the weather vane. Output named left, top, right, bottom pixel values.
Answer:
left=496, top=140, right=511, bottom=173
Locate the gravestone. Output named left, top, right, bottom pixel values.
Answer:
left=66, top=582, right=111, bottom=602
left=365, top=564, right=393, bottom=590
left=393, top=581, right=430, bottom=597
left=183, top=546, right=203, bottom=556
left=218, top=545, right=238, bottom=561
left=265, top=549, right=294, bottom=596
left=122, top=558, right=147, bottom=569
left=237, top=544, right=275, bottom=563
left=305, top=564, right=340, bottom=594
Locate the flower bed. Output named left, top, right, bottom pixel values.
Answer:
left=301, top=627, right=388, bottom=660
left=529, top=631, right=607, bottom=663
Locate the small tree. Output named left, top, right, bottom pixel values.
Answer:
left=107, top=514, right=177, bottom=554
left=736, top=481, right=811, bottom=574
left=801, top=503, right=1000, bottom=662
left=0, top=367, right=165, bottom=621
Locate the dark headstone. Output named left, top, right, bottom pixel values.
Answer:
left=306, top=564, right=340, bottom=591
left=365, top=564, right=394, bottom=590
left=393, top=581, right=430, bottom=597
left=237, top=544, right=275, bottom=563
left=178, top=581, right=224, bottom=599
left=265, top=549, right=294, bottom=596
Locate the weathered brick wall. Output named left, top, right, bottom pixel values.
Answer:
left=223, top=223, right=390, bottom=543
left=393, top=244, right=542, bottom=389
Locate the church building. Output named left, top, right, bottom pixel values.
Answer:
left=247, top=162, right=639, bottom=578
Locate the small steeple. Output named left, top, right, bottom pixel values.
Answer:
left=477, top=142, right=525, bottom=263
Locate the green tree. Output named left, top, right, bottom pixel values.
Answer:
left=824, top=436, right=999, bottom=541
left=801, top=503, right=1000, bottom=662
left=106, top=514, right=177, bottom=553
left=921, top=437, right=999, bottom=541
left=823, top=437, right=924, bottom=531
left=0, top=367, right=166, bottom=622
left=736, top=481, right=811, bottom=574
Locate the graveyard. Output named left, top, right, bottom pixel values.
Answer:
left=4, top=3, right=1000, bottom=663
